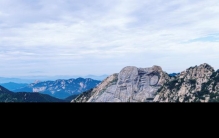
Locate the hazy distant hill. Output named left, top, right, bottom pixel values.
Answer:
left=83, top=75, right=108, bottom=81
left=0, top=85, right=65, bottom=102
left=14, top=78, right=101, bottom=99
left=0, top=77, right=35, bottom=83
left=0, top=82, right=28, bottom=91
left=168, top=73, right=180, bottom=77
left=0, top=75, right=107, bottom=84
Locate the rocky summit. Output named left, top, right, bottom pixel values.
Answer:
left=72, top=63, right=219, bottom=102
left=72, top=65, right=170, bottom=102
left=153, top=63, right=219, bottom=102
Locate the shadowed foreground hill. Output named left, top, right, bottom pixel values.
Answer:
left=0, top=85, right=65, bottom=102
left=0, top=82, right=28, bottom=91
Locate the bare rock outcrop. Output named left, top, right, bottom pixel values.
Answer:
left=153, top=63, right=219, bottom=102
left=72, top=65, right=169, bottom=102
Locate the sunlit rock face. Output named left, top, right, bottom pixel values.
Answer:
left=153, top=63, right=219, bottom=103
left=72, top=65, right=169, bottom=102
left=70, top=63, right=219, bottom=103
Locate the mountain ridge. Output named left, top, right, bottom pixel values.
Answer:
left=153, top=63, right=219, bottom=102
left=72, top=63, right=219, bottom=102
left=13, top=78, right=101, bottom=99
left=72, top=65, right=170, bottom=102
left=0, top=75, right=108, bottom=83
left=0, top=82, right=28, bottom=91
left=0, top=85, right=65, bottom=102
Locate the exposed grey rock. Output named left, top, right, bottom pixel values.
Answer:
left=72, top=63, right=219, bottom=103
left=72, top=73, right=118, bottom=102
left=153, top=63, right=219, bottom=102
left=72, top=65, right=169, bottom=102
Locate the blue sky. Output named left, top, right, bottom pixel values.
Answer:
left=0, top=0, right=219, bottom=77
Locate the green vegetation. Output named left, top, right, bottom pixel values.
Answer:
left=188, top=79, right=196, bottom=89
left=74, top=88, right=93, bottom=101
left=184, top=96, right=189, bottom=101
left=209, top=96, right=219, bottom=102
left=167, top=79, right=178, bottom=90
left=209, top=71, right=219, bottom=91
left=65, top=94, right=80, bottom=102
left=189, top=79, right=196, bottom=85
left=175, top=97, right=179, bottom=102
left=194, top=82, right=210, bottom=98
left=199, top=96, right=205, bottom=100
left=0, top=86, right=65, bottom=102
left=197, top=90, right=209, bottom=97
left=166, top=78, right=184, bottom=91
left=209, top=92, right=219, bottom=99
left=157, top=86, right=163, bottom=93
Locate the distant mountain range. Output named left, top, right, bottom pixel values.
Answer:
left=168, top=73, right=180, bottom=77
left=0, top=77, right=35, bottom=83
left=0, top=85, right=65, bottom=102
left=0, top=82, right=28, bottom=91
left=12, top=78, right=101, bottom=99
left=0, top=75, right=108, bottom=83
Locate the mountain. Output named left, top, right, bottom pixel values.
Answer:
left=153, top=63, right=219, bottom=102
left=0, top=82, right=28, bottom=91
left=0, top=77, right=35, bottom=83
left=168, top=73, right=180, bottom=77
left=0, top=85, right=65, bottom=102
left=72, top=63, right=219, bottom=103
left=14, top=78, right=101, bottom=99
left=64, top=94, right=80, bottom=102
left=72, top=65, right=170, bottom=102
left=0, top=75, right=107, bottom=84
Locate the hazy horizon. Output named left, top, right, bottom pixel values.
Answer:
left=1, top=0, right=219, bottom=77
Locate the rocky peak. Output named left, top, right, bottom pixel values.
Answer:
left=73, top=65, right=169, bottom=102
left=72, top=73, right=118, bottom=102
left=152, top=65, right=162, bottom=72
left=180, top=63, right=214, bottom=77
left=71, top=63, right=219, bottom=103
left=178, top=63, right=214, bottom=90
left=153, top=63, right=218, bottom=102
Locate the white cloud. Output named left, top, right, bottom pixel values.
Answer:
left=0, top=0, right=219, bottom=77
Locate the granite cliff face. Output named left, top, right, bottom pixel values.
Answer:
left=153, top=63, right=219, bottom=102
left=72, top=73, right=118, bottom=102
left=72, top=63, right=219, bottom=102
left=72, top=65, right=169, bottom=102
